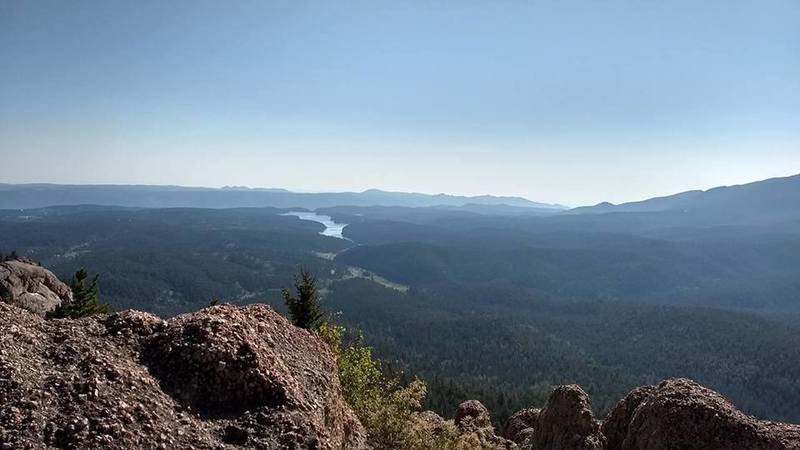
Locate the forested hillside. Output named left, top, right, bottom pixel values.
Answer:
left=2, top=181, right=800, bottom=426
left=0, top=206, right=345, bottom=316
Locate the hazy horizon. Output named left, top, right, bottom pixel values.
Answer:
left=2, top=170, right=799, bottom=209
left=2, top=1, right=798, bottom=205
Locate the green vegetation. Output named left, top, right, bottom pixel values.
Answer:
left=282, top=269, right=324, bottom=330
left=3, top=205, right=800, bottom=424
left=318, top=321, right=458, bottom=449
left=324, top=278, right=800, bottom=425
left=279, top=268, right=455, bottom=448
left=0, top=206, right=345, bottom=316
left=48, top=268, right=110, bottom=319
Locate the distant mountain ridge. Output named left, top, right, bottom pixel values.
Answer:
left=3, top=173, right=797, bottom=213
left=0, top=184, right=566, bottom=210
left=569, top=173, right=800, bottom=215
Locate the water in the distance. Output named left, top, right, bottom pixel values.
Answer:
left=283, top=211, right=348, bottom=239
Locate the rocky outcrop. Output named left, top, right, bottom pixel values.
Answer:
left=451, top=380, right=800, bottom=450
left=600, top=385, right=655, bottom=450
left=603, top=378, right=800, bottom=450
left=455, top=399, right=493, bottom=430
left=145, top=304, right=366, bottom=448
left=0, top=302, right=367, bottom=449
left=533, top=385, right=606, bottom=450
left=502, top=408, right=539, bottom=445
left=451, top=400, right=515, bottom=449
left=0, top=259, right=71, bottom=316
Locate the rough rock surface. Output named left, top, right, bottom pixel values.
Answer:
left=0, top=302, right=367, bottom=449
left=534, top=384, right=606, bottom=450
left=451, top=400, right=514, bottom=449
left=455, top=400, right=493, bottom=430
left=502, top=408, right=539, bottom=445
left=605, top=378, right=800, bottom=450
left=0, top=259, right=71, bottom=316
left=600, top=385, right=655, bottom=450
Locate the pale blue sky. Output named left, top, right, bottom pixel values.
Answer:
left=1, top=1, right=798, bottom=205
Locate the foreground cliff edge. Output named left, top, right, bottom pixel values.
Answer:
left=1, top=263, right=799, bottom=449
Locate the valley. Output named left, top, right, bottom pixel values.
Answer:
left=2, top=175, right=800, bottom=427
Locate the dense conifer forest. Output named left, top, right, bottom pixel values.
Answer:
left=2, top=184, right=800, bottom=424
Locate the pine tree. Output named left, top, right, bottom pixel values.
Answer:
left=282, top=269, right=323, bottom=330
left=48, top=268, right=110, bottom=319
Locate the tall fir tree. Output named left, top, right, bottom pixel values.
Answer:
left=282, top=269, right=323, bottom=330
left=48, top=268, right=110, bottom=319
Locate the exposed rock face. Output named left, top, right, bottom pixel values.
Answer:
left=450, top=400, right=514, bottom=449
left=455, top=399, right=493, bottom=430
left=145, top=304, right=365, bottom=448
left=502, top=408, right=539, bottom=445
left=604, top=378, right=800, bottom=450
left=534, top=384, right=606, bottom=450
left=457, top=380, right=800, bottom=450
left=0, top=259, right=72, bottom=316
left=0, top=302, right=367, bottom=449
left=600, top=385, right=655, bottom=450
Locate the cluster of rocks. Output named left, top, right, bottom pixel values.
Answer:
left=0, top=302, right=366, bottom=449
left=447, top=380, right=800, bottom=450
left=601, top=379, right=800, bottom=450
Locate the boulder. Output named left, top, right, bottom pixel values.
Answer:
left=455, top=399, right=493, bottom=430
left=0, top=259, right=72, bottom=316
left=534, top=384, right=606, bottom=450
left=0, top=302, right=367, bottom=449
left=502, top=407, right=539, bottom=444
left=143, top=304, right=366, bottom=448
left=606, top=378, right=800, bottom=450
left=600, top=385, right=655, bottom=450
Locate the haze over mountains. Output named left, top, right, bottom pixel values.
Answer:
left=0, top=174, right=800, bottom=216
left=573, top=173, right=800, bottom=215
left=0, top=183, right=564, bottom=211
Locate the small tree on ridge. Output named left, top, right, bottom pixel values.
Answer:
left=48, top=268, right=110, bottom=319
left=282, top=269, right=324, bottom=330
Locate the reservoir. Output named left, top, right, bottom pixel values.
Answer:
left=283, top=211, right=348, bottom=239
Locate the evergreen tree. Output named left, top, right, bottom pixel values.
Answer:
left=48, top=268, right=110, bottom=319
left=282, top=269, right=323, bottom=330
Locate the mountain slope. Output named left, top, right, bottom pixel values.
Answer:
left=570, top=173, right=800, bottom=216
left=0, top=184, right=563, bottom=210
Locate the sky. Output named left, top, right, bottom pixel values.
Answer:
left=1, top=1, right=798, bottom=206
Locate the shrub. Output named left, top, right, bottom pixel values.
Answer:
left=318, top=322, right=459, bottom=449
